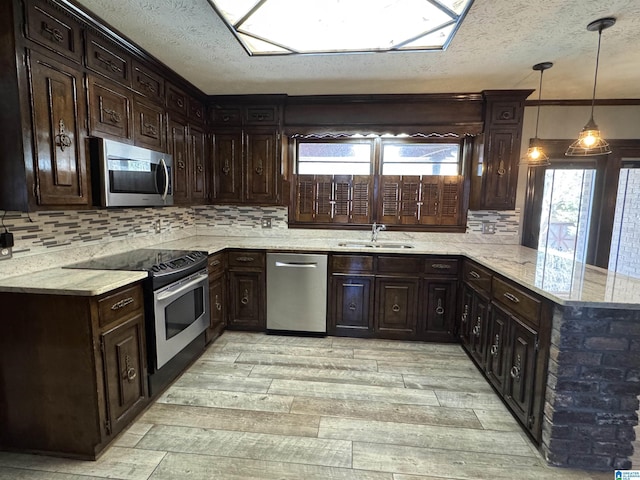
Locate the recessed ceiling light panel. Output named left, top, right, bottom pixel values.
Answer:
left=208, top=0, right=475, bottom=55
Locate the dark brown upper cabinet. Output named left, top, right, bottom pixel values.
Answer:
left=210, top=102, right=283, bottom=205
left=25, top=0, right=83, bottom=64
left=469, top=90, right=533, bottom=210
left=87, top=74, right=133, bottom=141
left=85, top=31, right=132, bottom=87
left=132, top=60, right=165, bottom=104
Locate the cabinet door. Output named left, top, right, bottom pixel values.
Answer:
left=168, top=117, right=189, bottom=204
left=421, top=279, right=457, bottom=341
left=88, top=75, right=132, bottom=140
left=469, top=292, right=489, bottom=366
left=133, top=98, right=165, bottom=151
left=504, top=316, right=538, bottom=428
left=29, top=53, right=89, bottom=206
left=329, top=274, right=374, bottom=337
left=486, top=303, right=509, bottom=392
left=228, top=271, right=265, bottom=330
left=101, top=314, right=147, bottom=437
left=189, top=124, right=208, bottom=203
left=245, top=128, right=279, bottom=203
left=375, top=277, right=419, bottom=338
left=483, top=129, right=519, bottom=210
left=212, top=130, right=243, bottom=202
left=459, top=284, right=473, bottom=348
left=206, top=274, right=226, bottom=343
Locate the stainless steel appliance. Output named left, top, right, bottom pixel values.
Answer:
left=266, top=253, right=328, bottom=334
left=90, top=138, right=173, bottom=207
left=68, top=249, right=208, bottom=395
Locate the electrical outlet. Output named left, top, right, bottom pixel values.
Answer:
left=0, top=247, right=12, bottom=260
left=154, top=219, right=161, bottom=233
left=261, top=217, right=272, bottom=229
left=482, top=222, right=496, bottom=234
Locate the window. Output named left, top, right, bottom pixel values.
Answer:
left=208, top=0, right=474, bottom=56
left=609, top=162, right=640, bottom=279
left=292, top=136, right=466, bottom=230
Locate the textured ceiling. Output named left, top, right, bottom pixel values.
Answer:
left=73, top=0, right=640, bottom=99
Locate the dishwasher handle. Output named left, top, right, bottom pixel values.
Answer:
left=274, top=261, right=318, bottom=268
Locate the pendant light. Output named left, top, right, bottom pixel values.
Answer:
left=566, top=17, right=615, bottom=157
left=524, top=62, right=553, bottom=167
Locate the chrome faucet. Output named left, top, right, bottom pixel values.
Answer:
left=371, top=222, right=386, bottom=242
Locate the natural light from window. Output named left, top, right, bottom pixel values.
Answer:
left=208, top=0, right=474, bottom=55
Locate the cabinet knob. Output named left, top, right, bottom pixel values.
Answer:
left=348, top=302, right=357, bottom=311
left=54, top=119, right=72, bottom=152
left=392, top=303, right=401, bottom=313
left=240, top=289, right=249, bottom=305
left=435, top=299, right=444, bottom=315
left=41, top=21, right=64, bottom=43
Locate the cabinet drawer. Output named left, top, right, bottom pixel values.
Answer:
left=166, top=83, right=188, bottom=116
left=377, top=256, right=422, bottom=274
left=208, top=252, right=226, bottom=276
left=98, top=285, right=143, bottom=328
left=330, top=255, right=374, bottom=273
left=85, top=32, right=132, bottom=86
left=245, top=107, right=278, bottom=124
left=132, top=61, right=164, bottom=104
left=424, top=258, right=459, bottom=275
left=492, top=277, right=541, bottom=327
left=463, top=261, right=492, bottom=295
left=25, top=0, right=83, bottom=63
left=211, top=107, right=242, bottom=125
left=228, top=250, right=265, bottom=268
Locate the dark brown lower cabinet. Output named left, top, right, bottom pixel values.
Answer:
left=485, top=303, right=509, bottom=392
left=419, top=279, right=457, bottom=341
left=207, top=273, right=226, bottom=342
left=468, top=289, right=490, bottom=366
left=0, top=283, right=148, bottom=459
left=375, top=276, right=418, bottom=338
left=329, top=274, right=374, bottom=337
left=227, top=250, right=266, bottom=331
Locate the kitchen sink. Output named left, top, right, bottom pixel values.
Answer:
left=338, top=242, right=414, bottom=249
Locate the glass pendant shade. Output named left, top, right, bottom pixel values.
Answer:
left=566, top=17, right=615, bottom=157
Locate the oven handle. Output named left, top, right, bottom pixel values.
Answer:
left=156, top=272, right=207, bottom=301
left=159, top=158, right=169, bottom=200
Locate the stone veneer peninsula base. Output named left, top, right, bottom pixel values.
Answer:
left=542, top=305, right=640, bottom=470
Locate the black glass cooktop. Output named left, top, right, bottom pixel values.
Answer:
left=67, top=249, right=206, bottom=273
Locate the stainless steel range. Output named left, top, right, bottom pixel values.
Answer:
left=68, top=249, right=209, bottom=395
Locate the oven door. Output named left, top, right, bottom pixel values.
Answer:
left=153, top=269, right=209, bottom=369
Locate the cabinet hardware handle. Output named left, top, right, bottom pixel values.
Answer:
left=469, top=270, right=481, bottom=279
left=103, top=108, right=122, bottom=124
left=236, top=256, right=255, bottom=262
left=497, top=160, right=506, bottom=176
left=503, top=292, right=520, bottom=303
left=255, top=159, right=264, bottom=176
left=461, top=304, right=469, bottom=323
left=472, top=325, right=480, bottom=336
left=392, top=304, right=401, bottom=313
left=251, top=112, right=268, bottom=121
left=41, top=21, right=64, bottom=43
left=111, top=297, right=134, bottom=310
left=137, top=77, right=157, bottom=94
left=197, top=164, right=204, bottom=173
left=222, top=114, right=231, bottom=122
left=175, top=97, right=184, bottom=108
left=490, top=334, right=500, bottom=356
left=240, top=289, right=249, bottom=305
left=123, top=354, right=137, bottom=382
left=192, top=107, right=202, bottom=118
left=95, top=52, right=123, bottom=73
left=435, top=299, right=445, bottom=315
left=54, top=119, right=72, bottom=152
left=348, top=302, right=357, bottom=311
left=178, top=160, right=186, bottom=170
left=215, top=294, right=222, bottom=311
left=431, top=263, right=451, bottom=270
left=210, top=260, right=221, bottom=267
left=143, top=122, right=157, bottom=136
left=510, top=365, right=521, bottom=380
left=222, top=159, right=230, bottom=175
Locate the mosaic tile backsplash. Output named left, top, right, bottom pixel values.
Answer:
left=0, top=205, right=519, bottom=264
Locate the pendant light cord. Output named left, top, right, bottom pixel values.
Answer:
left=590, top=27, right=603, bottom=121
left=534, top=69, right=544, bottom=137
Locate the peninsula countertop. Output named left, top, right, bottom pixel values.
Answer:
left=1, top=235, right=639, bottom=308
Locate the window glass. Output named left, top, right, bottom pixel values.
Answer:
left=297, top=142, right=372, bottom=175
left=382, top=142, right=460, bottom=175
left=609, top=163, right=640, bottom=279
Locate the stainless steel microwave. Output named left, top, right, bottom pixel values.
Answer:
left=90, top=138, right=173, bottom=207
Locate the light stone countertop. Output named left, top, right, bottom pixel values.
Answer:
left=1, top=234, right=639, bottom=309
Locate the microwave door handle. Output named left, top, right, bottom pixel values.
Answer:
left=156, top=274, right=207, bottom=302
left=159, top=158, right=169, bottom=200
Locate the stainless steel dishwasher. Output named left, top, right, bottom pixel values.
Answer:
left=266, top=253, right=328, bottom=334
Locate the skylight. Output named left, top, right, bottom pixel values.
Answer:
left=208, top=0, right=475, bottom=56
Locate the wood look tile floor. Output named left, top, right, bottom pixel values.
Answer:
left=0, top=331, right=634, bottom=479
